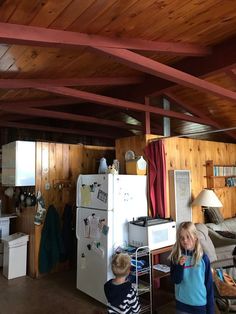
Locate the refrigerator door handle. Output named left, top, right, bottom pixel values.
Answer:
left=76, top=207, right=80, bottom=240
left=76, top=175, right=81, bottom=207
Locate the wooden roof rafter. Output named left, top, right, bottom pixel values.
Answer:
left=226, top=69, right=236, bottom=82
left=0, top=89, right=216, bottom=128
left=0, top=22, right=235, bottom=142
left=0, top=76, right=144, bottom=89
left=0, top=98, right=83, bottom=109
left=30, top=84, right=219, bottom=127
left=94, top=46, right=236, bottom=103
left=148, top=36, right=236, bottom=98
left=0, top=22, right=234, bottom=104
left=164, top=93, right=236, bottom=141
left=0, top=22, right=210, bottom=56
left=0, top=120, right=117, bottom=139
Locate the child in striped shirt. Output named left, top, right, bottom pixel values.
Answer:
left=104, top=253, right=140, bottom=314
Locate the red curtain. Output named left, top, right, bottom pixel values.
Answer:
left=144, top=140, right=167, bottom=218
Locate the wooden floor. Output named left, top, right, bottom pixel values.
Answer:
left=0, top=269, right=222, bottom=314
left=0, top=269, right=105, bottom=314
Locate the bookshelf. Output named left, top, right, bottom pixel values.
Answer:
left=206, top=160, right=236, bottom=189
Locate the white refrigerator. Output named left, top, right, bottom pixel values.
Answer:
left=76, top=174, right=148, bottom=304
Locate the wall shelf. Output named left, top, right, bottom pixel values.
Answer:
left=206, top=160, right=236, bottom=188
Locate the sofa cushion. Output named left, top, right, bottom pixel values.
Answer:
left=215, top=230, right=236, bottom=239
left=195, top=223, right=217, bottom=262
left=205, top=207, right=224, bottom=224
left=206, top=217, right=236, bottom=232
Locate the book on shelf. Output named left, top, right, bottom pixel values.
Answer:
left=153, top=264, right=170, bottom=273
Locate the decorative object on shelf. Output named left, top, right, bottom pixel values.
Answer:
left=226, top=177, right=236, bottom=187
left=107, top=165, right=118, bottom=174
left=112, top=159, right=119, bottom=174
left=98, top=157, right=108, bottom=174
left=126, top=156, right=147, bottom=175
left=192, top=188, right=223, bottom=212
left=125, top=150, right=135, bottom=161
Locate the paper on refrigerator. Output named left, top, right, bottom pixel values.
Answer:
left=80, top=186, right=91, bottom=206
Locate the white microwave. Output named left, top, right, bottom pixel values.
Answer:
left=128, top=218, right=176, bottom=250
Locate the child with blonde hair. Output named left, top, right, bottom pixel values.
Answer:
left=104, top=253, right=140, bottom=313
left=170, top=221, right=214, bottom=314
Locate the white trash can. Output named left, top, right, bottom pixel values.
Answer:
left=2, top=232, right=29, bottom=279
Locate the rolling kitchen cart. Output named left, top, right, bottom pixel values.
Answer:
left=129, top=246, right=152, bottom=313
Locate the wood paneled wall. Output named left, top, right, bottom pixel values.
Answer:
left=36, top=142, right=83, bottom=212
left=115, top=135, right=160, bottom=174
left=35, top=143, right=114, bottom=211
left=116, top=135, right=236, bottom=223
left=18, top=142, right=115, bottom=278
left=82, top=145, right=115, bottom=174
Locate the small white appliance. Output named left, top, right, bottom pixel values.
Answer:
left=129, top=217, right=176, bottom=250
left=76, top=174, right=148, bottom=304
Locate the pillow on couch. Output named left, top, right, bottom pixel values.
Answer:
left=205, top=207, right=224, bottom=224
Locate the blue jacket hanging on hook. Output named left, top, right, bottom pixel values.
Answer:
left=39, top=205, right=64, bottom=273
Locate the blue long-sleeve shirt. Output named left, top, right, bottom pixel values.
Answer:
left=170, top=252, right=214, bottom=314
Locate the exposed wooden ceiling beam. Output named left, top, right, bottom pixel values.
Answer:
left=94, top=47, right=236, bottom=102
left=164, top=93, right=218, bottom=125
left=226, top=69, right=236, bottom=82
left=115, top=36, right=236, bottom=100
left=164, top=93, right=236, bottom=141
left=0, top=77, right=144, bottom=89
left=0, top=98, right=81, bottom=108
left=0, top=105, right=142, bottom=130
left=150, top=64, right=236, bottom=98
left=0, top=81, right=217, bottom=127
left=30, top=84, right=217, bottom=126
left=0, top=121, right=116, bottom=139
left=0, top=22, right=210, bottom=56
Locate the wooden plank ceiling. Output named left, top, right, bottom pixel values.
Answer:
left=0, top=0, right=235, bottom=144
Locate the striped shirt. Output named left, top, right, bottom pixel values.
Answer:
left=104, top=279, right=140, bottom=314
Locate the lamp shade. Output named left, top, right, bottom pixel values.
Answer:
left=192, top=189, right=223, bottom=207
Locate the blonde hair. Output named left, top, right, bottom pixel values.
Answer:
left=170, top=221, right=203, bottom=266
left=112, top=253, right=131, bottom=277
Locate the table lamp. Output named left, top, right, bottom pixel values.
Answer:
left=192, top=188, right=223, bottom=211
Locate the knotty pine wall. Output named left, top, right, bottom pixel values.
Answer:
left=115, top=134, right=161, bottom=174
left=116, top=135, right=236, bottom=223
left=20, top=142, right=115, bottom=278
left=36, top=142, right=115, bottom=212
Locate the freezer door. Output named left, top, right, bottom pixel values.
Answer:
left=76, top=174, right=113, bottom=210
left=76, top=207, right=113, bottom=304
left=113, top=175, right=148, bottom=247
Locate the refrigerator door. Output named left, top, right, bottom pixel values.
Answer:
left=76, top=174, right=113, bottom=210
left=76, top=207, right=113, bottom=304
left=113, top=175, right=148, bottom=248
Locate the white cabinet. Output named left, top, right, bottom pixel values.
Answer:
left=2, top=141, right=35, bottom=186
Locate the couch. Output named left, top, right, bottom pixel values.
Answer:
left=206, top=218, right=236, bottom=259
left=195, top=223, right=235, bottom=268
